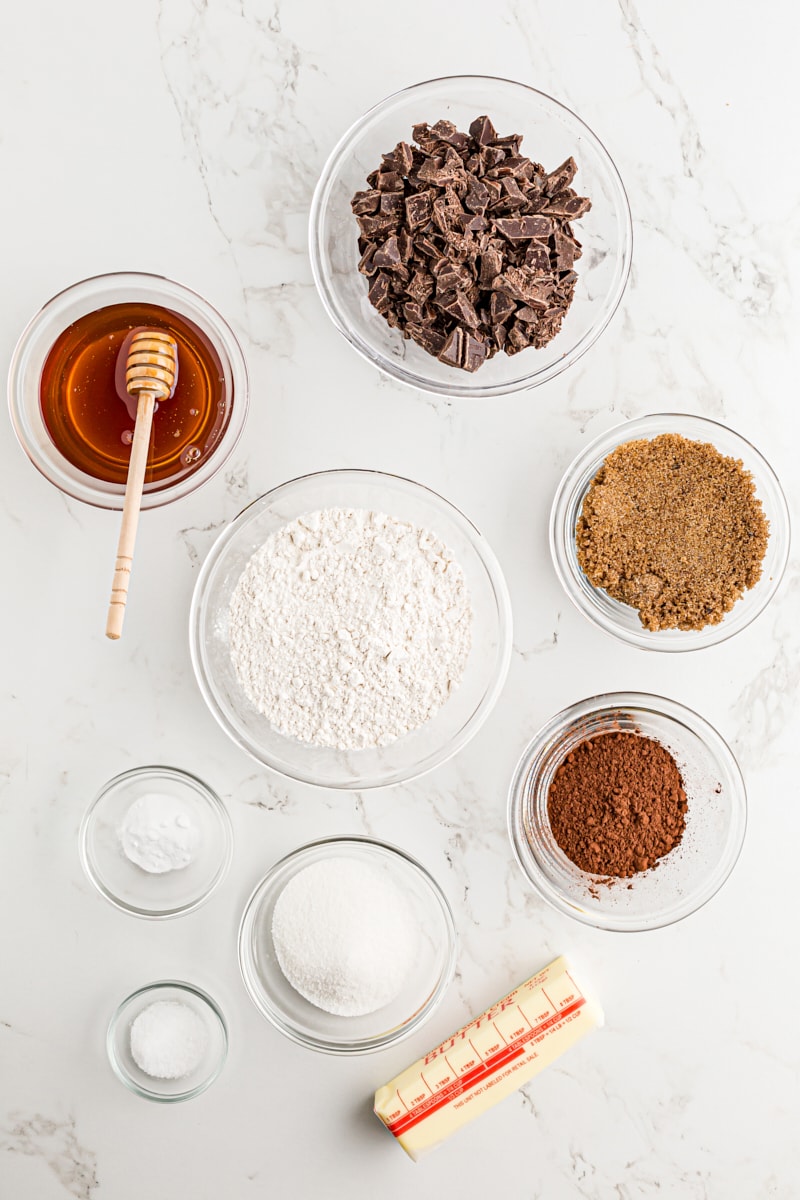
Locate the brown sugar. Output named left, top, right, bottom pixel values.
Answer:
left=576, top=433, right=769, bottom=631
left=547, top=731, right=687, bottom=878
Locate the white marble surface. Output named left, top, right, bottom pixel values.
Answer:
left=1, top=2, right=799, bottom=1197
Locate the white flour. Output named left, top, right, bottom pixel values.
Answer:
left=228, top=507, right=472, bottom=750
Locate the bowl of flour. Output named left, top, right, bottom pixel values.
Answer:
left=190, top=470, right=512, bottom=788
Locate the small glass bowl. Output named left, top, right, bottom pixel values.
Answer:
left=310, top=75, right=632, bottom=398
left=508, top=693, right=747, bottom=932
left=189, top=469, right=512, bottom=789
left=550, top=413, right=790, bottom=651
left=238, top=836, right=457, bottom=1054
left=107, top=981, right=228, bottom=1102
left=79, top=766, right=233, bottom=918
left=8, top=271, right=249, bottom=509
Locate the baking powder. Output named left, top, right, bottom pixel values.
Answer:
left=119, top=793, right=200, bottom=874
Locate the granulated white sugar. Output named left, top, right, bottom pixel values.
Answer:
left=271, top=857, right=419, bottom=1017
left=228, top=507, right=472, bottom=750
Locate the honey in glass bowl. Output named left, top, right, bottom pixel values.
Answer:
left=9, top=272, right=249, bottom=510
left=40, top=302, right=229, bottom=488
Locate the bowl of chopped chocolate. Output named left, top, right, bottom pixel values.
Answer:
left=310, top=76, right=632, bottom=397
left=508, top=692, right=747, bottom=931
left=550, top=413, right=790, bottom=650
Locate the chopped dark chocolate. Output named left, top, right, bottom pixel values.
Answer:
left=350, top=116, right=591, bottom=372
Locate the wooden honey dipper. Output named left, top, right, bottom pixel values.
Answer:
left=105, top=329, right=178, bottom=640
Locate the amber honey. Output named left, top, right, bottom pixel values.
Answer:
left=40, top=302, right=231, bottom=486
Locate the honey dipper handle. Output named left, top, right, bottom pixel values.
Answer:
left=105, top=391, right=156, bottom=640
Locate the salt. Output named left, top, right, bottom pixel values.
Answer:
left=271, top=857, right=419, bottom=1017
left=129, top=1000, right=208, bottom=1079
left=119, top=793, right=200, bottom=874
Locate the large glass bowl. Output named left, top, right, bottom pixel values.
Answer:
left=238, top=837, right=457, bottom=1055
left=550, top=413, right=790, bottom=651
left=310, top=75, right=632, bottom=398
left=8, top=271, right=249, bottom=509
left=189, top=469, right=512, bottom=789
left=508, top=693, right=747, bottom=931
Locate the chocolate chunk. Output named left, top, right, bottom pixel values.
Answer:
left=351, top=189, right=380, bottom=216
left=551, top=229, right=576, bottom=270
left=525, top=244, right=552, bottom=274
left=464, top=176, right=490, bottom=214
left=438, top=327, right=464, bottom=367
left=478, top=246, right=503, bottom=288
left=406, top=270, right=434, bottom=304
left=377, top=171, right=402, bottom=192
left=358, top=244, right=377, bottom=276
left=373, top=236, right=402, bottom=269
left=368, top=272, right=392, bottom=313
left=462, top=333, right=487, bottom=372
left=405, top=192, right=433, bottom=230
left=544, top=157, right=578, bottom=194
left=388, top=142, right=412, bottom=176
left=469, top=115, right=497, bottom=145
left=407, top=323, right=446, bottom=357
left=542, top=191, right=592, bottom=218
left=352, top=115, right=591, bottom=372
left=357, top=211, right=396, bottom=239
left=440, top=289, right=479, bottom=328
left=494, top=215, right=553, bottom=241
left=430, top=119, right=470, bottom=152
left=380, top=191, right=405, bottom=219
left=498, top=177, right=527, bottom=210
left=489, top=290, right=516, bottom=325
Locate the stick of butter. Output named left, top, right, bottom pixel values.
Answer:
left=374, top=955, right=602, bottom=1161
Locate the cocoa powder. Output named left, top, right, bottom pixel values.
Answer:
left=547, top=732, right=687, bottom=877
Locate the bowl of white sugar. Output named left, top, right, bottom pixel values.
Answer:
left=238, top=836, right=457, bottom=1054
left=189, top=469, right=512, bottom=789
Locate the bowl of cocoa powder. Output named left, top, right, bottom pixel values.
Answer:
left=550, top=413, right=790, bottom=650
left=508, top=692, right=746, bottom=931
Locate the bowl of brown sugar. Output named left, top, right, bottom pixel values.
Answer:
left=550, top=413, right=790, bottom=650
left=508, top=692, right=747, bottom=931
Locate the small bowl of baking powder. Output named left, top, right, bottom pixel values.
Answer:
left=79, top=766, right=233, bottom=918
left=190, top=469, right=512, bottom=789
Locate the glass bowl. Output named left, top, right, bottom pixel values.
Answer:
left=550, top=413, right=790, bottom=651
left=508, top=693, right=747, bottom=931
left=309, top=75, right=632, bottom=398
left=238, top=836, right=457, bottom=1054
left=79, top=766, right=233, bottom=918
left=189, top=469, right=512, bottom=789
left=8, top=271, right=249, bottom=509
left=107, top=980, right=228, bottom=1102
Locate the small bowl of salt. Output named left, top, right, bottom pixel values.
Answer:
left=238, top=836, right=457, bottom=1054
left=79, top=766, right=233, bottom=918
left=107, top=980, right=228, bottom=1102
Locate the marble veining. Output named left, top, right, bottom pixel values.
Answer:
left=1, top=1115, right=99, bottom=1200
